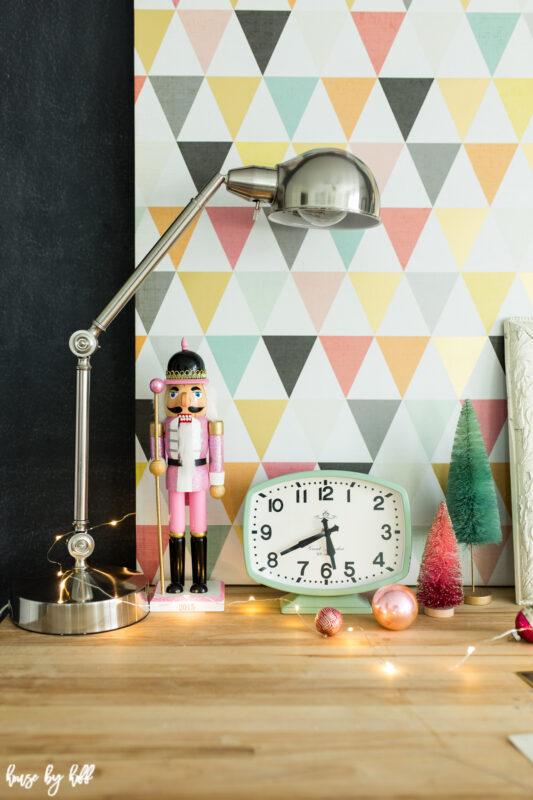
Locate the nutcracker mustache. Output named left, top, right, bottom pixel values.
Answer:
left=167, top=406, right=204, bottom=414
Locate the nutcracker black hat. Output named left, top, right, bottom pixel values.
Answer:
left=165, top=338, right=208, bottom=384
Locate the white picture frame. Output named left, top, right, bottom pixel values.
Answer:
left=504, top=318, right=533, bottom=605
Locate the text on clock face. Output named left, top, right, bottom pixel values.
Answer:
left=248, top=477, right=406, bottom=591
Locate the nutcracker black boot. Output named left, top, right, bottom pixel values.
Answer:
left=190, top=534, right=208, bottom=593
left=167, top=535, right=185, bottom=593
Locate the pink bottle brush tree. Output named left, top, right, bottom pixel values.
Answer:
left=417, top=501, right=463, bottom=618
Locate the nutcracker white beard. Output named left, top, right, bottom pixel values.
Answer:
left=177, top=420, right=195, bottom=487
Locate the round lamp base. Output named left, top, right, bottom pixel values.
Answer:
left=424, top=606, right=454, bottom=618
left=464, top=589, right=492, bottom=606
left=10, top=567, right=149, bottom=635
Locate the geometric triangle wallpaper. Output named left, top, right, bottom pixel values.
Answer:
left=135, top=0, right=533, bottom=588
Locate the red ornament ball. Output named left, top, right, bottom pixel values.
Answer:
left=516, top=608, right=533, bottom=643
left=372, top=584, right=418, bottom=631
left=315, top=607, right=343, bottom=637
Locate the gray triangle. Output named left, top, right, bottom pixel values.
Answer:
left=489, top=336, right=505, bottom=373
left=178, top=141, right=233, bottom=191
left=407, top=273, right=458, bottom=332
left=380, top=78, right=433, bottom=140
left=150, top=335, right=203, bottom=373
left=318, top=462, right=372, bottom=474
left=136, top=272, right=174, bottom=334
left=150, top=77, right=203, bottom=140
left=136, top=399, right=153, bottom=461
left=407, top=143, right=460, bottom=205
left=263, top=336, right=316, bottom=396
left=402, top=0, right=413, bottom=7
left=266, top=209, right=307, bottom=269
left=236, top=11, right=290, bottom=73
left=348, top=400, right=401, bottom=460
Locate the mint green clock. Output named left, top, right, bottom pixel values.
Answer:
left=243, top=470, right=412, bottom=614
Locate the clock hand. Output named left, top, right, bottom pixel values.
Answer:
left=280, top=530, right=326, bottom=555
left=325, top=531, right=336, bottom=570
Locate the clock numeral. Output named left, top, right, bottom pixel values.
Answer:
left=373, top=495, right=385, bottom=511
left=321, top=562, right=333, bottom=579
left=344, top=561, right=355, bottom=578
left=267, top=552, right=278, bottom=568
left=381, top=524, right=392, bottom=540
left=260, top=524, right=272, bottom=541
left=318, top=485, right=333, bottom=501
left=296, top=489, right=307, bottom=503
left=373, top=552, right=385, bottom=567
left=297, top=560, right=309, bottom=576
left=268, top=498, right=284, bottom=513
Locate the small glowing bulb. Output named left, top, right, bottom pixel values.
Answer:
left=110, top=520, right=118, bottom=526
left=57, top=571, right=63, bottom=577
left=294, top=604, right=300, bottom=612
left=467, top=645, right=475, bottom=656
left=348, top=627, right=354, bottom=632
left=248, top=596, right=255, bottom=601
left=383, top=661, right=396, bottom=675
left=55, top=535, right=62, bottom=541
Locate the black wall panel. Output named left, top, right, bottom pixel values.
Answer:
left=0, top=1, right=136, bottom=603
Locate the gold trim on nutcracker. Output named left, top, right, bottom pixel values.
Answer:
left=208, top=420, right=224, bottom=435
left=191, top=531, right=207, bottom=538
left=169, top=531, right=185, bottom=539
left=166, top=369, right=207, bottom=380
left=149, top=422, right=164, bottom=436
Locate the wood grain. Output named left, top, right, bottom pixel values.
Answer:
left=1, top=587, right=533, bottom=799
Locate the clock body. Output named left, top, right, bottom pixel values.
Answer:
left=243, top=471, right=411, bottom=598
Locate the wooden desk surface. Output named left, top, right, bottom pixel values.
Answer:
left=2, top=586, right=533, bottom=799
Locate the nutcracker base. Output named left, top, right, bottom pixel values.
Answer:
left=10, top=567, right=149, bottom=635
left=150, top=580, right=224, bottom=612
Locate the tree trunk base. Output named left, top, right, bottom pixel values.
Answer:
left=424, top=606, right=454, bottom=618
left=464, top=589, right=492, bottom=605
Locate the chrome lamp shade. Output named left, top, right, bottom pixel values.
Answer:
left=10, top=148, right=380, bottom=635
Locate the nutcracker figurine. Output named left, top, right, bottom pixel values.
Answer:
left=149, top=338, right=225, bottom=594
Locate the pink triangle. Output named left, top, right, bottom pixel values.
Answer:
left=465, top=399, right=507, bottom=456
left=263, top=462, right=317, bottom=480
left=352, top=12, right=406, bottom=74
left=134, top=76, right=146, bottom=104
left=136, top=524, right=169, bottom=585
left=207, top=207, right=255, bottom=269
left=380, top=208, right=431, bottom=270
left=348, top=143, right=403, bottom=192
left=172, top=0, right=180, bottom=6
left=293, top=272, right=345, bottom=332
left=178, top=10, right=232, bottom=73
left=320, top=336, right=373, bottom=396
left=474, top=524, right=511, bottom=584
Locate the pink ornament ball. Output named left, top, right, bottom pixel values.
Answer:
left=315, top=607, right=343, bottom=637
left=372, top=584, right=418, bottom=631
left=150, top=378, right=165, bottom=394
left=516, top=608, right=533, bottom=643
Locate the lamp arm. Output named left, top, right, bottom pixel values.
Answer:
left=67, top=172, right=226, bottom=560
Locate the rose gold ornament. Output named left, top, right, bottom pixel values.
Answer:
left=315, top=607, right=343, bottom=637
left=516, top=608, right=533, bottom=643
left=372, top=584, right=418, bottom=631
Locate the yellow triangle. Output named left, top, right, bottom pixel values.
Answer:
left=491, top=463, right=511, bottom=516
left=432, top=463, right=450, bottom=495
left=293, top=142, right=346, bottom=155
left=495, top=79, right=533, bottom=140
left=463, top=272, right=515, bottom=333
left=522, top=143, right=533, bottom=171
left=322, top=79, right=376, bottom=139
left=179, top=272, right=231, bottom=333
left=149, top=207, right=200, bottom=269
left=464, top=144, right=517, bottom=204
left=519, top=272, right=533, bottom=305
left=136, top=462, right=147, bottom=488
left=433, top=336, right=486, bottom=397
left=459, top=0, right=471, bottom=8
left=435, top=208, right=488, bottom=269
left=135, top=336, right=147, bottom=361
left=233, top=524, right=244, bottom=545
left=437, top=79, right=490, bottom=140
left=207, top=78, right=261, bottom=139
left=221, top=462, right=260, bottom=523
left=134, top=10, right=174, bottom=74
left=377, top=337, right=429, bottom=396
left=349, top=273, right=402, bottom=332
left=235, top=400, right=288, bottom=460
left=345, top=0, right=355, bottom=8
left=235, top=142, right=290, bottom=169
left=229, top=0, right=239, bottom=7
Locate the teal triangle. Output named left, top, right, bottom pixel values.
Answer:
left=186, top=525, right=231, bottom=579
left=236, top=272, right=287, bottom=331
left=467, top=13, right=519, bottom=75
left=265, top=77, right=319, bottom=139
left=404, top=399, right=457, bottom=460
left=207, top=335, right=259, bottom=394
left=330, top=230, right=365, bottom=270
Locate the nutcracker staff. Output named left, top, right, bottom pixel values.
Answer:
left=149, top=338, right=225, bottom=593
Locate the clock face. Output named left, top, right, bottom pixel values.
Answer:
left=243, top=471, right=411, bottom=596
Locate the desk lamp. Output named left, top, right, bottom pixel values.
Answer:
left=10, top=147, right=380, bottom=635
